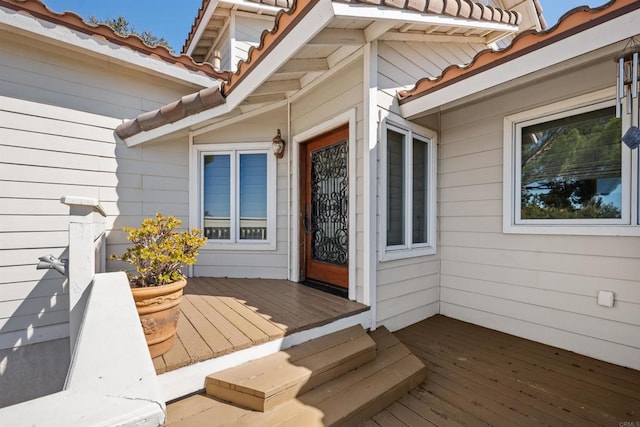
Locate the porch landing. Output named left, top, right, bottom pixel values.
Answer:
left=152, top=277, right=368, bottom=375
left=367, top=315, right=640, bottom=426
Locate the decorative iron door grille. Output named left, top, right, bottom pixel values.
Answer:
left=310, top=141, right=349, bottom=266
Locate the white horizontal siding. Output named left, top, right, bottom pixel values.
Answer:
left=216, top=25, right=231, bottom=72
left=377, top=40, right=486, bottom=114
left=0, top=37, right=198, bottom=348
left=233, top=15, right=273, bottom=71
left=0, top=33, right=196, bottom=119
left=375, top=40, right=486, bottom=330
left=438, top=57, right=640, bottom=369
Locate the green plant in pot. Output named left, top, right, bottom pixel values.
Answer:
left=112, top=214, right=207, bottom=358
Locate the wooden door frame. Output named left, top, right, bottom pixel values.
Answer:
left=300, top=125, right=349, bottom=288
left=290, top=110, right=357, bottom=301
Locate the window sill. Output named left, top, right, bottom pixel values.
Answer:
left=204, top=241, right=277, bottom=251
left=504, top=224, right=640, bottom=237
left=379, top=246, right=437, bottom=262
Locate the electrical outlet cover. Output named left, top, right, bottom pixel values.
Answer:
left=597, top=290, right=615, bottom=307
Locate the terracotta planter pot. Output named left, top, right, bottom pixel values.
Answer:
left=131, top=278, right=187, bottom=358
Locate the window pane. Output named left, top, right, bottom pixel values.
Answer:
left=239, top=153, right=267, bottom=240
left=203, top=154, right=231, bottom=240
left=387, top=129, right=405, bottom=245
left=412, top=138, right=428, bottom=243
left=520, top=107, right=622, bottom=219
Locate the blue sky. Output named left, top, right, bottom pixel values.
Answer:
left=44, top=0, right=607, bottom=54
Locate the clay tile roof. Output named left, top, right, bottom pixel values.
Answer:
left=1, top=0, right=229, bottom=80
left=398, top=0, right=635, bottom=104
left=331, top=0, right=521, bottom=25
left=182, top=0, right=522, bottom=55
left=182, top=0, right=296, bottom=55
left=127, top=0, right=523, bottom=141
left=182, top=0, right=212, bottom=55
left=115, top=86, right=225, bottom=139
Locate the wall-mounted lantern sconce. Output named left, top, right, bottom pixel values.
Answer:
left=272, top=129, right=286, bottom=159
left=615, top=37, right=640, bottom=149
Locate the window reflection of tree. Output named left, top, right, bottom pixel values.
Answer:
left=520, top=107, right=622, bottom=219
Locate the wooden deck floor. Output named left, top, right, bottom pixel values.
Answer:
left=366, top=315, right=640, bottom=426
left=152, top=277, right=368, bottom=374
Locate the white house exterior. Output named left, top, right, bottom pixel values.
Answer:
left=400, top=0, right=640, bottom=370
left=0, top=0, right=225, bottom=406
left=3, top=0, right=639, bottom=413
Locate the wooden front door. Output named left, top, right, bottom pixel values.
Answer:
left=300, top=125, right=349, bottom=289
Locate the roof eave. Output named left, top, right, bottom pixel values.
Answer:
left=185, top=0, right=219, bottom=56
left=332, top=2, right=519, bottom=40
left=0, top=2, right=222, bottom=88
left=120, top=0, right=336, bottom=147
left=399, top=2, right=640, bottom=119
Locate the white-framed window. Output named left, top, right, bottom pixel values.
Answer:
left=193, top=142, right=277, bottom=250
left=504, top=88, right=640, bottom=236
left=380, top=120, right=437, bottom=261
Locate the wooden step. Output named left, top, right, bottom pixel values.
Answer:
left=205, top=325, right=377, bottom=412
left=293, top=327, right=426, bottom=426
left=168, top=327, right=426, bottom=426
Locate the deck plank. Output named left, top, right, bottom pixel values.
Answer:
left=428, top=315, right=640, bottom=388
left=400, top=392, right=478, bottom=427
left=188, top=294, right=254, bottom=350
left=161, top=322, right=197, bottom=371
left=386, top=401, right=435, bottom=426
left=153, top=277, right=369, bottom=374
left=173, top=306, right=213, bottom=363
left=383, top=315, right=640, bottom=426
left=400, top=326, right=610, bottom=426
left=371, top=409, right=407, bottom=426
left=223, top=278, right=331, bottom=330
left=214, top=295, right=285, bottom=340
left=205, top=277, right=309, bottom=330
left=417, top=318, right=638, bottom=420
left=179, top=296, right=233, bottom=358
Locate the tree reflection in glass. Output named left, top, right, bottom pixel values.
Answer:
left=520, top=107, right=622, bottom=219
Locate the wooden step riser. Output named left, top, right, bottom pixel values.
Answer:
left=294, top=328, right=427, bottom=426
left=205, top=325, right=377, bottom=412
left=330, top=359, right=426, bottom=427
left=205, top=342, right=376, bottom=412
left=299, top=345, right=376, bottom=395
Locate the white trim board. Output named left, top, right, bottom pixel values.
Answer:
left=399, top=7, right=640, bottom=118
left=502, top=87, right=640, bottom=236
left=189, top=141, right=278, bottom=251
left=158, top=309, right=371, bottom=402
left=378, top=110, right=438, bottom=261
left=363, top=41, right=378, bottom=320
left=331, top=2, right=518, bottom=33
